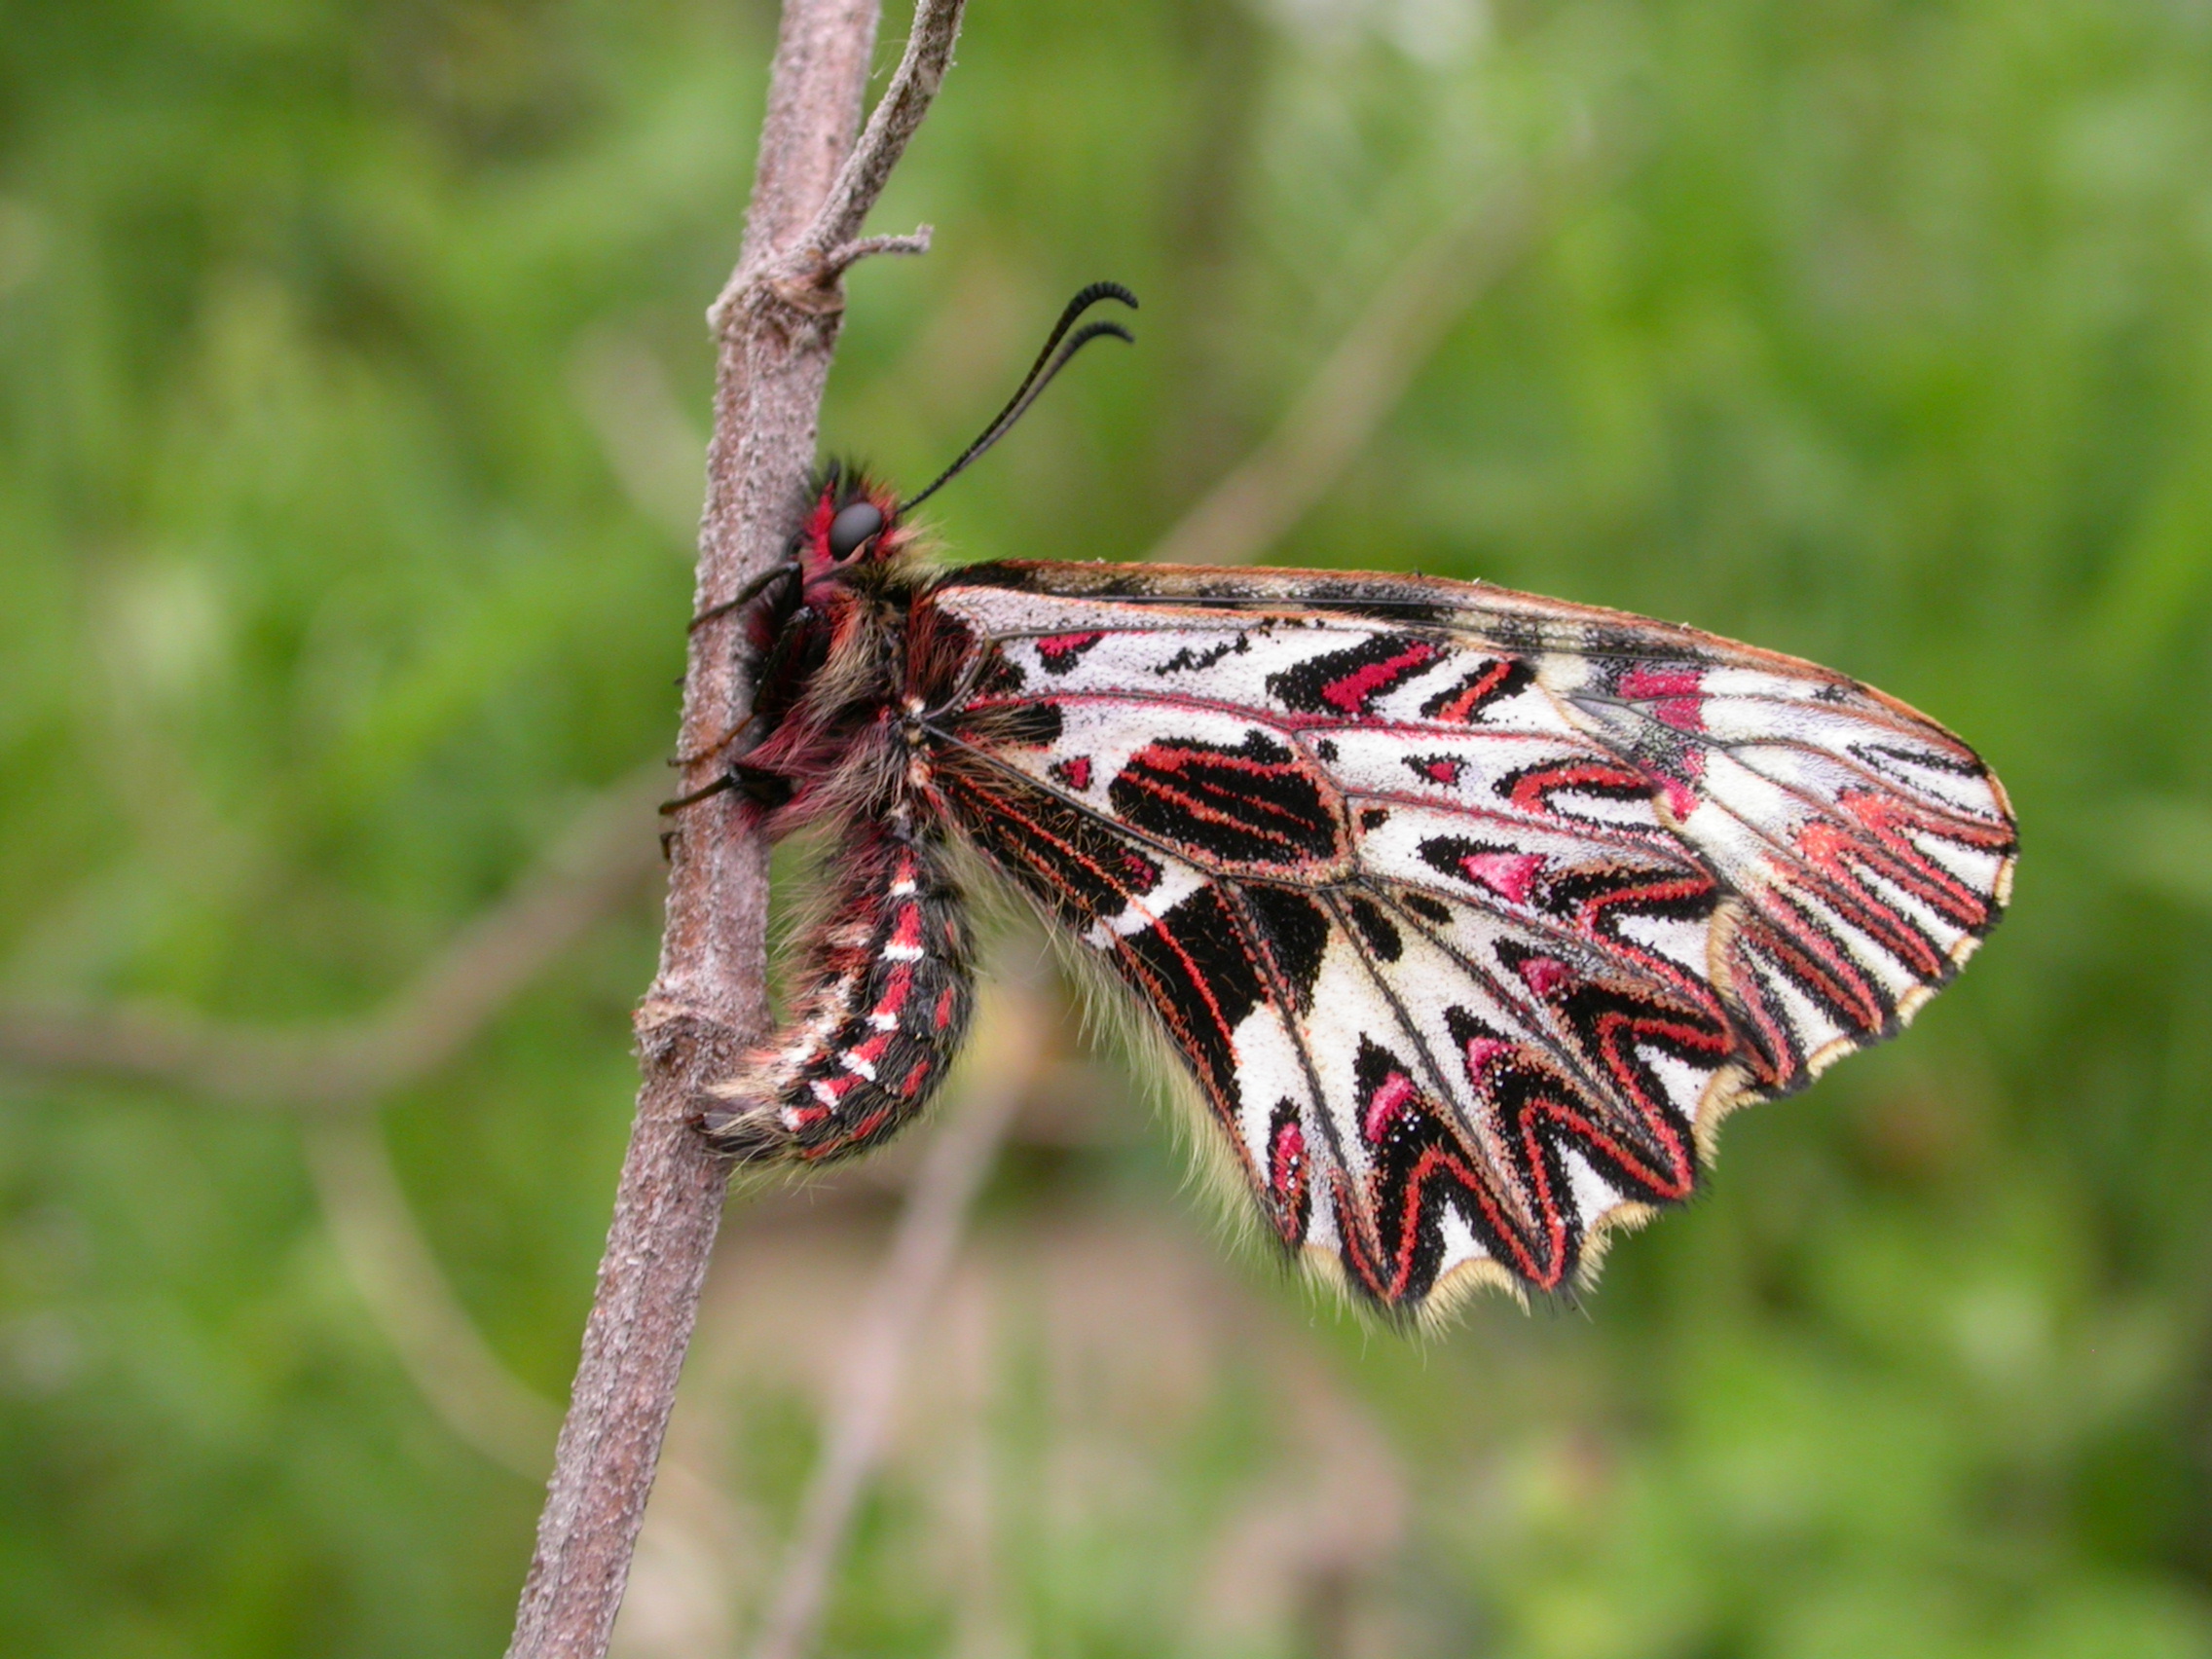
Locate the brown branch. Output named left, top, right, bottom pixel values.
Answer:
left=799, top=6, right=960, bottom=258
left=822, top=226, right=934, bottom=275
left=743, top=977, right=1049, bottom=1659
left=1145, top=183, right=1535, bottom=570
left=710, top=0, right=965, bottom=331
left=0, top=763, right=670, bottom=1111
left=509, top=5, right=966, bottom=1656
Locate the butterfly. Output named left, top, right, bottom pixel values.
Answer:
left=669, top=283, right=2016, bottom=1319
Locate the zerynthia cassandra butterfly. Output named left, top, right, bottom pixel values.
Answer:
left=668, top=283, right=2016, bottom=1320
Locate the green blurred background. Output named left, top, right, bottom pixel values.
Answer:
left=4, top=0, right=2211, bottom=1654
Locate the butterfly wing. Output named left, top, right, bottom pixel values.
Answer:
left=916, top=562, right=2015, bottom=1315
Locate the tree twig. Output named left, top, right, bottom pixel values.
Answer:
left=710, top=2, right=965, bottom=331
left=0, top=764, right=669, bottom=1111
left=510, top=4, right=965, bottom=1655
left=743, top=976, right=1049, bottom=1659
left=824, top=226, right=934, bottom=275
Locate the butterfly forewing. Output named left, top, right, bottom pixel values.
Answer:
left=916, top=562, right=2015, bottom=1315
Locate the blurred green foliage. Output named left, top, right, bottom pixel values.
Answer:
left=4, top=0, right=2212, bottom=1654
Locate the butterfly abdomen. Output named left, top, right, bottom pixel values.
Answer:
left=701, top=821, right=974, bottom=1163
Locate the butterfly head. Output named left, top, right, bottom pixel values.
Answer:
left=796, top=463, right=910, bottom=586
left=793, top=282, right=1138, bottom=594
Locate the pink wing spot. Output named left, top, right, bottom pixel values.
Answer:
left=1637, top=747, right=1707, bottom=821
left=1424, top=659, right=1522, bottom=724
left=1050, top=756, right=1093, bottom=792
left=933, top=985, right=959, bottom=1031
left=1322, top=643, right=1442, bottom=714
left=1619, top=665, right=1701, bottom=698
left=1271, top=1120, right=1307, bottom=1198
left=1424, top=757, right=1462, bottom=787
left=1517, top=956, right=1571, bottom=997
left=1462, top=1035, right=1513, bottom=1078
left=1459, top=851, right=1545, bottom=903
left=1620, top=664, right=1708, bottom=732
left=1363, top=1070, right=1419, bottom=1144
left=900, top=1058, right=933, bottom=1097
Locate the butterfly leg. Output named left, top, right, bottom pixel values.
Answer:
left=700, top=818, right=975, bottom=1163
left=671, top=582, right=813, bottom=767
left=659, top=762, right=794, bottom=817
left=686, top=560, right=798, bottom=634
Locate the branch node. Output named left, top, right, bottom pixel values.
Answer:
left=632, top=1002, right=741, bottom=1072
left=765, top=267, right=852, bottom=318
left=709, top=255, right=864, bottom=343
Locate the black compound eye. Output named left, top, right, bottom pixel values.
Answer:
left=827, top=500, right=886, bottom=561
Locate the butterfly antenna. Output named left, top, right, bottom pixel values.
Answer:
left=897, top=280, right=1137, bottom=516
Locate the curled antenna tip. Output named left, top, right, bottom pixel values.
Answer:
left=1069, top=279, right=1139, bottom=312
left=897, top=281, right=1142, bottom=516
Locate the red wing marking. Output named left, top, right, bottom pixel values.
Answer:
left=1108, top=729, right=1348, bottom=874
left=1617, top=663, right=1708, bottom=732
left=1421, top=658, right=1534, bottom=724
left=1035, top=631, right=1106, bottom=673
left=1267, top=635, right=1448, bottom=716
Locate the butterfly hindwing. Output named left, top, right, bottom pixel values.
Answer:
left=919, top=562, right=2016, bottom=1315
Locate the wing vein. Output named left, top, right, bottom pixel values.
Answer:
left=1318, top=890, right=1544, bottom=1250
left=1213, top=883, right=1355, bottom=1198
left=1356, top=879, right=1659, bottom=1132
